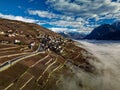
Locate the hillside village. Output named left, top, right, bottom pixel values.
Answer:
left=0, top=18, right=70, bottom=54
left=0, top=26, right=69, bottom=54
left=0, top=18, right=96, bottom=90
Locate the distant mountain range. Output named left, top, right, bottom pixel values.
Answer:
left=85, top=21, right=120, bottom=40
left=58, top=31, right=86, bottom=40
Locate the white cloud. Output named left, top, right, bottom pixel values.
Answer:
left=43, top=0, right=120, bottom=33
left=28, top=10, right=88, bottom=27
left=48, top=18, right=91, bottom=30
left=28, top=10, right=57, bottom=19
left=49, top=27, right=80, bottom=33
left=27, top=0, right=120, bottom=34
left=71, top=41, right=120, bottom=90
left=50, top=27, right=69, bottom=32
left=49, top=27, right=92, bottom=35
left=28, top=10, right=74, bottom=21
left=0, top=13, right=38, bottom=23
left=46, top=0, right=120, bottom=19
left=29, top=0, right=34, bottom=2
left=49, top=20, right=82, bottom=28
left=28, top=9, right=94, bottom=33
left=18, top=5, right=22, bottom=9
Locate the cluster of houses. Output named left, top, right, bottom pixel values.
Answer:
left=0, top=29, right=24, bottom=37
left=0, top=29, right=34, bottom=44
left=37, top=34, right=67, bottom=53
left=0, top=31, right=5, bottom=35
left=0, top=30, right=22, bottom=44
left=0, top=29, right=69, bottom=53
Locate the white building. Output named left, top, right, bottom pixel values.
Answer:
left=14, top=39, right=21, bottom=44
left=0, top=31, right=5, bottom=35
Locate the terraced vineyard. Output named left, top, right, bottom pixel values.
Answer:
left=0, top=44, right=66, bottom=90
left=0, top=18, right=96, bottom=90
left=0, top=44, right=32, bottom=64
left=0, top=41, right=96, bottom=90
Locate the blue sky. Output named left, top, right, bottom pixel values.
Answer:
left=0, top=0, right=120, bottom=34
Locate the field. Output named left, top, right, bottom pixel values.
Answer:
left=0, top=44, right=32, bottom=64
left=0, top=44, right=66, bottom=90
left=0, top=41, right=95, bottom=90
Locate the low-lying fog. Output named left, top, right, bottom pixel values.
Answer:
left=77, top=40, right=120, bottom=90
left=59, top=40, right=120, bottom=90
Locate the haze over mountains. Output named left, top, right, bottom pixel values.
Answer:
left=58, top=21, right=120, bottom=40
left=58, top=31, right=86, bottom=40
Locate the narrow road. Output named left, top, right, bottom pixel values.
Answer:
left=0, top=44, right=43, bottom=72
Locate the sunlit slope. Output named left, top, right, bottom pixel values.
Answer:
left=0, top=18, right=97, bottom=90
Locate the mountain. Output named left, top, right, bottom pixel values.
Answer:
left=112, top=21, right=120, bottom=31
left=85, top=21, right=120, bottom=40
left=0, top=18, right=97, bottom=90
left=59, top=31, right=86, bottom=40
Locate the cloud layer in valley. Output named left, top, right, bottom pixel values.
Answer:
left=57, top=40, right=120, bottom=90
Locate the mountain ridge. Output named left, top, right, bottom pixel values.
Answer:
left=85, top=21, right=120, bottom=40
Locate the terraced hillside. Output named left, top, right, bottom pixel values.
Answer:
left=0, top=18, right=96, bottom=90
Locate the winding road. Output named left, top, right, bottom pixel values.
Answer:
left=0, top=44, right=43, bottom=72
